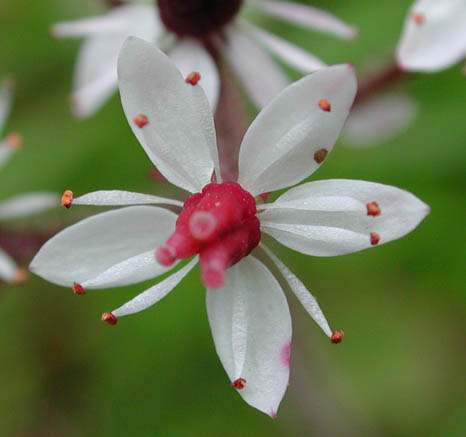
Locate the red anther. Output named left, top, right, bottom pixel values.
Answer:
left=101, top=312, right=117, bottom=325
left=370, top=232, right=380, bottom=246
left=133, top=114, right=148, bottom=128
left=366, top=201, right=381, bottom=217
left=5, top=133, right=22, bottom=149
left=199, top=216, right=261, bottom=288
left=61, top=190, right=73, bottom=209
left=185, top=72, right=201, bottom=85
left=259, top=192, right=271, bottom=202
left=412, top=13, right=424, bottom=24
left=231, top=378, right=246, bottom=389
left=314, top=148, right=328, bottom=164
left=12, top=269, right=27, bottom=284
left=72, top=282, right=86, bottom=295
left=331, top=330, right=345, bottom=344
left=318, top=99, right=331, bottom=112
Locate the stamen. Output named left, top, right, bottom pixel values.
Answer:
left=412, top=13, right=424, bottom=24
left=12, top=268, right=27, bottom=284
left=133, top=114, right=148, bottom=128
left=331, top=330, right=345, bottom=344
left=185, top=72, right=201, bottom=85
left=5, top=133, right=22, bottom=150
left=314, top=148, right=328, bottom=164
left=61, top=190, right=73, bottom=209
left=101, top=312, right=118, bottom=325
left=72, top=282, right=86, bottom=295
left=318, top=99, right=331, bottom=112
left=366, top=201, right=381, bottom=216
left=231, top=378, right=246, bottom=389
left=370, top=232, right=380, bottom=245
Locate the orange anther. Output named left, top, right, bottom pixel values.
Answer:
left=231, top=378, right=246, bottom=389
left=101, top=312, right=117, bottom=325
left=331, top=330, right=345, bottom=344
left=318, top=99, right=331, bottom=112
left=5, top=133, right=22, bottom=150
left=366, top=201, right=381, bottom=217
left=72, top=282, right=86, bottom=295
left=185, top=72, right=201, bottom=85
left=133, top=114, right=149, bottom=128
left=61, top=190, right=73, bottom=209
left=370, top=232, right=380, bottom=245
left=314, top=148, right=328, bottom=164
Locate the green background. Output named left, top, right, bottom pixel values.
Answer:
left=0, top=0, right=465, bottom=435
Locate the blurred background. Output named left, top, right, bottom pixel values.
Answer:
left=0, top=0, right=465, bottom=435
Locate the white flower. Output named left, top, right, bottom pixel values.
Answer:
left=30, top=38, right=429, bottom=416
left=397, top=0, right=466, bottom=72
left=0, top=78, right=59, bottom=283
left=52, top=0, right=356, bottom=117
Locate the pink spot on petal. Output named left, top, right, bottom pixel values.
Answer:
left=281, top=342, right=291, bottom=367
left=189, top=211, right=217, bottom=241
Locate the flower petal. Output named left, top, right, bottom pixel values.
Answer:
left=343, top=93, right=418, bottom=146
left=222, top=28, right=290, bottom=108
left=0, top=248, right=17, bottom=282
left=73, top=190, right=183, bottom=207
left=70, top=5, right=159, bottom=118
left=260, top=243, right=332, bottom=337
left=396, top=0, right=466, bottom=72
left=0, top=192, right=59, bottom=219
left=0, top=77, right=13, bottom=135
left=118, top=37, right=218, bottom=192
left=112, top=257, right=198, bottom=317
left=51, top=15, right=128, bottom=38
left=259, top=179, right=430, bottom=256
left=206, top=256, right=292, bottom=417
left=0, top=141, right=14, bottom=170
left=30, top=205, right=177, bottom=287
left=249, top=0, right=357, bottom=39
left=169, top=39, right=220, bottom=110
left=237, top=19, right=326, bottom=73
left=238, top=64, right=357, bottom=195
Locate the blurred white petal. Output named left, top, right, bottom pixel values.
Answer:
left=70, top=5, right=160, bottom=118
left=260, top=243, right=332, bottom=337
left=0, top=141, right=14, bottom=170
left=74, top=190, right=183, bottom=207
left=51, top=15, right=129, bottom=38
left=238, top=65, right=357, bottom=195
left=206, top=256, right=291, bottom=417
left=0, top=77, right=14, bottom=135
left=249, top=0, right=357, bottom=39
left=112, top=257, right=198, bottom=317
left=222, top=28, right=290, bottom=108
left=118, top=37, right=218, bottom=192
left=260, top=179, right=430, bottom=256
left=237, top=19, right=326, bottom=72
left=0, top=248, right=17, bottom=283
left=343, top=93, right=418, bottom=146
left=397, top=0, right=466, bottom=72
left=30, top=206, right=177, bottom=287
left=0, top=192, right=59, bottom=220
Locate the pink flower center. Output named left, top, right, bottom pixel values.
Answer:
left=156, top=181, right=261, bottom=288
left=158, top=0, right=243, bottom=38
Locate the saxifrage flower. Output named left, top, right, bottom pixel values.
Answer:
left=30, top=38, right=429, bottom=416
left=52, top=0, right=356, bottom=117
left=0, top=78, right=59, bottom=283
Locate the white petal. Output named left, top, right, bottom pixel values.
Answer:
left=30, top=206, right=177, bottom=287
left=249, top=0, right=357, bottom=39
left=259, top=179, right=430, bottom=256
left=74, top=190, right=183, bottom=207
left=222, top=28, right=290, bottom=108
left=343, top=93, right=418, bottom=146
left=0, top=141, right=14, bottom=170
left=169, top=39, right=221, bottom=110
left=206, top=256, right=292, bottom=417
left=71, top=5, right=160, bottom=118
left=0, top=192, right=59, bottom=219
left=118, top=37, right=218, bottom=192
left=260, top=243, right=332, bottom=337
left=396, top=0, right=466, bottom=72
left=0, top=248, right=17, bottom=282
left=237, top=19, right=326, bottom=72
left=51, top=15, right=128, bottom=38
left=238, top=64, right=357, bottom=195
left=0, top=77, right=14, bottom=135
left=112, top=257, right=198, bottom=317
left=82, top=250, right=177, bottom=289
